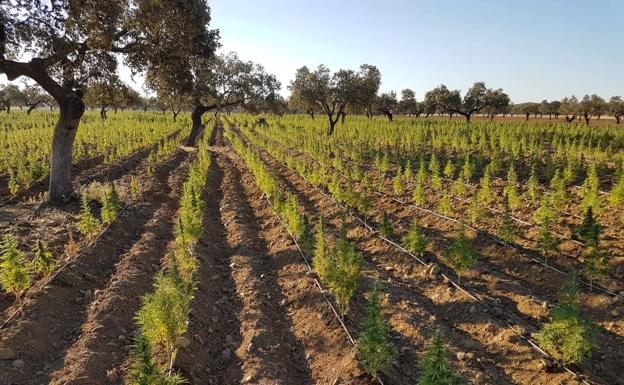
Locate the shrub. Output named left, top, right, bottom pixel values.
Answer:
left=101, top=183, right=122, bottom=223
left=443, top=227, right=479, bottom=283
left=31, top=240, right=57, bottom=275
left=135, top=273, right=191, bottom=362
left=417, top=330, right=463, bottom=385
left=443, top=159, right=455, bottom=179
left=77, top=196, right=101, bottom=237
left=298, top=215, right=315, bottom=256
left=535, top=277, right=596, bottom=364
left=0, top=234, right=31, bottom=298
left=378, top=212, right=394, bottom=238
left=313, top=218, right=331, bottom=281
left=497, top=194, right=516, bottom=243
left=549, top=169, right=568, bottom=209
left=401, top=220, right=429, bottom=256
left=393, top=166, right=404, bottom=195
left=583, top=247, right=611, bottom=291
left=503, top=162, right=520, bottom=209
left=526, top=167, right=540, bottom=203
left=437, top=194, right=453, bottom=216
left=357, top=282, right=396, bottom=380
left=327, top=230, right=363, bottom=316
left=574, top=206, right=602, bottom=247
left=127, top=334, right=186, bottom=385
left=580, top=163, right=601, bottom=212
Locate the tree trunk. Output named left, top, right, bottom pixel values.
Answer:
left=385, top=112, right=393, bottom=122
left=172, top=110, right=179, bottom=122
left=327, top=118, right=338, bottom=135
left=5, top=104, right=10, bottom=114
left=584, top=114, right=590, bottom=126
left=340, top=111, right=347, bottom=124
left=114, top=107, right=118, bottom=114
left=100, top=107, right=108, bottom=120
left=616, top=115, right=622, bottom=124
left=49, top=96, right=85, bottom=202
left=309, top=112, right=314, bottom=120
left=186, top=106, right=206, bottom=146
left=465, top=113, right=471, bottom=122
left=26, top=102, right=41, bottom=115
left=525, top=113, right=529, bottom=121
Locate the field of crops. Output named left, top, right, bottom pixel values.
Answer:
left=0, top=111, right=623, bottom=385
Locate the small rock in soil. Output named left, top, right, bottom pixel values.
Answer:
left=12, top=359, right=25, bottom=369
left=176, top=336, right=191, bottom=349
left=456, top=352, right=466, bottom=361
left=0, top=346, right=16, bottom=360
left=305, top=270, right=318, bottom=279
left=106, top=368, right=120, bottom=383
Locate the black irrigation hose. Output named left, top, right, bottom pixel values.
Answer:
left=232, top=123, right=607, bottom=385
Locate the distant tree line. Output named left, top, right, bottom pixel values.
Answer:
left=287, top=65, right=624, bottom=134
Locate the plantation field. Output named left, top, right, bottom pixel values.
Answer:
left=0, top=111, right=623, bottom=385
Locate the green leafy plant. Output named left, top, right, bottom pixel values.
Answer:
left=497, top=194, right=516, bottom=243
left=503, top=162, right=520, bottom=209
left=443, top=159, right=455, bottom=179
left=313, top=218, right=331, bottom=281
left=0, top=234, right=31, bottom=299
left=77, top=196, right=101, bottom=237
left=582, top=247, right=611, bottom=291
left=101, top=183, right=122, bottom=223
left=393, top=166, right=404, bottom=195
left=378, top=212, right=394, bottom=238
left=443, top=227, right=479, bottom=283
left=580, top=163, right=601, bottom=212
left=127, top=334, right=186, bottom=385
left=357, top=282, right=396, bottom=380
left=298, top=215, right=315, bottom=256
left=31, top=240, right=57, bottom=275
left=401, top=220, right=429, bottom=256
left=417, top=330, right=463, bottom=385
left=574, top=206, right=602, bottom=247
left=526, top=166, right=540, bottom=203
left=326, top=229, right=363, bottom=316
left=535, top=276, right=596, bottom=364
left=437, top=194, right=453, bottom=216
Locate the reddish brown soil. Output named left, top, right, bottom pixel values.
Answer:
left=0, top=138, right=181, bottom=316
left=0, top=150, right=190, bottom=385
left=213, top=132, right=364, bottom=385
left=231, top=122, right=622, bottom=385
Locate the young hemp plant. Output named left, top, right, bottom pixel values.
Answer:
left=357, top=282, right=396, bottom=381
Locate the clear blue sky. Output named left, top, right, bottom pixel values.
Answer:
left=209, top=0, right=624, bottom=102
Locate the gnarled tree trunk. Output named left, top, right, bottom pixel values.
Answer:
left=100, top=106, right=108, bottom=120
left=49, top=95, right=85, bottom=202
left=186, top=105, right=207, bottom=146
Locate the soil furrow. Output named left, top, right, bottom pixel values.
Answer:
left=213, top=141, right=314, bottom=385
left=174, top=148, right=244, bottom=385
left=218, top=129, right=366, bottom=385
left=46, top=150, right=191, bottom=385
left=0, top=150, right=189, bottom=385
